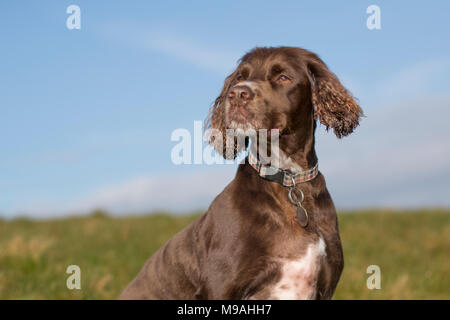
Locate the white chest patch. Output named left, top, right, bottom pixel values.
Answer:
left=270, top=237, right=327, bottom=300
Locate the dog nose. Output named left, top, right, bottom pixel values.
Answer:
left=228, top=85, right=254, bottom=104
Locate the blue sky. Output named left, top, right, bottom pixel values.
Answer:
left=1, top=1, right=450, bottom=217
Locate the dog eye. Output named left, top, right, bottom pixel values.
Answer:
left=278, top=74, right=290, bottom=82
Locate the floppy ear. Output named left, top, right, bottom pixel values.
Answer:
left=205, top=71, right=247, bottom=159
left=306, top=53, right=363, bottom=138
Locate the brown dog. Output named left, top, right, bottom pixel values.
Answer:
left=120, top=47, right=363, bottom=300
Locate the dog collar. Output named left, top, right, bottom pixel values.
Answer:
left=247, top=152, right=318, bottom=228
left=247, top=151, right=319, bottom=187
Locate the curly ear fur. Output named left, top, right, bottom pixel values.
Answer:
left=306, top=53, right=363, bottom=138
left=205, top=71, right=248, bottom=159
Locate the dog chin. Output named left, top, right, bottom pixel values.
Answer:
left=227, top=121, right=258, bottom=137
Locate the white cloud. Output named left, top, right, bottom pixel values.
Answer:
left=139, top=33, right=239, bottom=75
left=373, top=57, right=450, bottom=103
left=18, top=166, right=237, bottom=218
left=316, top=94, right=450, bottom=208
left=99, top=23, right=240, bottom=75
left=385, top=58, right=449, bottom=90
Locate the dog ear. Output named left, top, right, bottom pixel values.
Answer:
left=205, top=71, right=247, bottom=159
left=306, top=53, right=363, bottom=138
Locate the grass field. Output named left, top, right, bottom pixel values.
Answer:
left=0, top=209, right=449, bottom=299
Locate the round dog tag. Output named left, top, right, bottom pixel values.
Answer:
left=296, top=205, right=309, bottom=227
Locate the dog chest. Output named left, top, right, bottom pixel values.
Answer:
left=269, top=237, right=327, bottom=300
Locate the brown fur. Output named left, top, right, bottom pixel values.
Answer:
left=120, top=46, right=363, bottom=300
left=206, top=47, right=363, bottom=157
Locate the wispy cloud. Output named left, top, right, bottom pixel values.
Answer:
left=374, top=57, right=450, bottom=103
left=316, top=93, right=450, bottom=208
left=139, top=32, right=239, bottom=74
left=17, top=167, right=236, bottom=218
left=99, top=23, right=240, bottom=75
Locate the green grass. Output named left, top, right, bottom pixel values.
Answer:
left=0, top=209, right=448, bottom=299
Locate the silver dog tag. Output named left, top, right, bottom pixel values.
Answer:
left=296, top=206, right=309, bottom=227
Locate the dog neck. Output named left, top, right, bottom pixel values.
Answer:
left=249, top=121, right=318, bottom=173
left=279, top=128, right=318, bottom=171
left=280, top=108, right=318, bottom=171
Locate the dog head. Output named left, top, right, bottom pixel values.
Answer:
left=206, top=47, right=363, bottom=159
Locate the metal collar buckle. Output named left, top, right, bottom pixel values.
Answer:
left=287, top=178, right=309, bottom=227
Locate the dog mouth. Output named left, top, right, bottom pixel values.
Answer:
left=228, top=101, right=252, bottom=121
left=226, top=100, right=283, bottom=136
left=226, top=100, right=254, bottom=129
left=227, top=119, right=282, bottom=138
left=228, top=109, right=249, bottom=124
